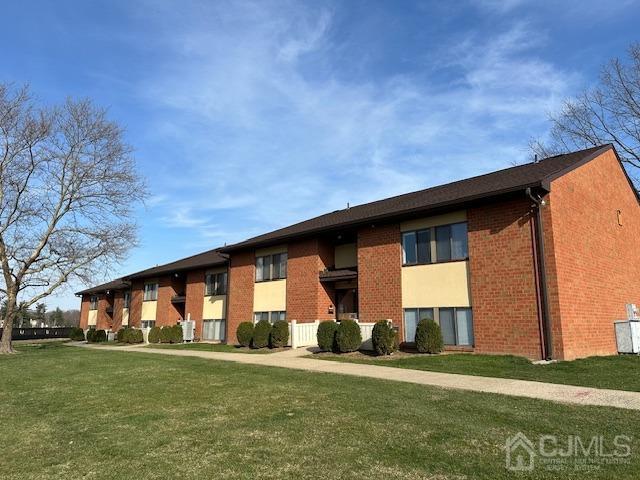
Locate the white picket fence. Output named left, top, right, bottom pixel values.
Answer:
left=288, top=319, right=377, bottom=350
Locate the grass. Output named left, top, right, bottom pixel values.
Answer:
left=143, top=342, right=279, bottom=354
left=1, top=343, right=639, bottom=479
left=309, top=351, right=640, bottom=391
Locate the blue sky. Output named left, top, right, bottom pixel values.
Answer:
left=2, top=0, right=639, bottom=310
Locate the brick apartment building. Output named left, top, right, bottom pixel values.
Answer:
left=78, top=144, right=640, bottom=360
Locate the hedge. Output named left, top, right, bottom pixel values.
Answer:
left=336, top=319, right=362, bottom=353
left=116, top=327, right=129, bottom=343
left=148, top=326, right=162, bottom=344
left=69, top=327, right=85, bottom=341
left=236, top=322, right=254, bottom=347
left=317, top=321, right=338, bottom=352
left=126, top=328, right=144, bottom=344
left=86, top=329, right=96, bottom=343
left=270, top=320, right=289, bottom=348
left=415, top=319, right=443, bottom=354
left=252, top=320, right=271, bottom=349
left=87, top=329, right=106, bottom=343
left=371, top=320, right=398, bottom=356
left=159, top=325, right=182, bottom=344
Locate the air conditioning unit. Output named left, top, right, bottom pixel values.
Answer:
left=615, top=321, right=640, bottom=354
left=181, top=319, right=195, bottom=342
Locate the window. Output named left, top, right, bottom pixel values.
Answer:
left=205, top=272, right=227, bottom=296
left=254, top=311, right=286, bottom=324
left=123, top=291, right=131, bottom=309
left=439, top=307, right=474, bottom=346
left=256, top=253, right=288, bottom=281
left=141, top=320, right=156, bottom=329
left=436, top=222, right=468, bottom=262
left=89, top=296, right=98, bottom=310
left=402, top=229, right=431, bottom=265
left=403, top=308, right=434, bottom=342
left=143, top=283, right=158, bottom=301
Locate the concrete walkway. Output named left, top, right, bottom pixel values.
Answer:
left=70, top=343, right=640, bottom=411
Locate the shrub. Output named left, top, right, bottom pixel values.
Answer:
left=270, top=320, right=289, bottom=348
left=93, top=329, right=107, bottom=343
left=160, top=326, right=173, bottom=344
left=236, top=322, right=254, bottom=347
left=372, top=320, right=398, bottom=356
left=336, top=319, right=362, bottom=353
left=252, top=320, right=271, bottom=349
left=69, top=327, right=85, bottom=341
left=116, top=327, right=129, bottom=343
left=415, top=319, right=443, bottom=354
left=171, top=324, right=183, bottom=343
left=85, top=329, right=96, bottom=343
left=127, top=328, right=143, bottom=344
left=148, top=326, right=161, bottom=344
left=317, top=321, right=338, bottom=352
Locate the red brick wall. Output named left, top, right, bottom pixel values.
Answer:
left=112, top=291, right=124, bottom=331
left=129, top=280, right=143, bottom=328
left=287, top=238, right=335, bottom=322
left=156, top=275, right=182, bottom=326
left=96, top=296, right=112, bottom=330
left=357, top=224, right=403, bottom=334
left=467, top=198, right=543, bottom=359
left=227, top=250, right=255, bottom=344
left=79, top=296, right=90, bottom=329
left=185, top=268, right=206, bottom=339
left=546, top=149, right=640, bottom=359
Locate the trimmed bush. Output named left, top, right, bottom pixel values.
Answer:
left=336, top=319, right=362, bottom=353
left=415, top=319, right=443, bottom=354
left=160, top=326, right=173, bottom=344
left=86, top=329, right=96, bottom=343
left=236, top=322, right=254, bottom=347
left=270, top=320, right=289, bottom=348
left=317, top=321, right=338, bottom=352
left=252, top=320, right=271, bottom=349
left=148, top=326, right=161, bottom=344
left=69, top=327, right=85, bottom=341
left=92, top=329, right=107, bottom=343
left=372, top=320, right=398, bottom=356
left=126, top=328, right=143, bottom=344
left=171, top=324, right=183, bottom=343
left=116, top=327, right=129, bottom=343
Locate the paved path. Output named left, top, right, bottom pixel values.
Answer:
left=70, top=343, right=640, bottom=411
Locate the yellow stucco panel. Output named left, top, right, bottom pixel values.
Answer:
left=203, top=295, right=226, bottom=319
left=141, top=301, right=157, bottom=320
left=335, top=243, right=357, bottom=269
left=253, top=279, right=287, bottom=312
left=400, top=210, right=467, bottom=232
left=87, top=310, right=97, bottom=326
left=401, top=261, right=471, bottom=308
left=122, top=308, right=129, bottom=326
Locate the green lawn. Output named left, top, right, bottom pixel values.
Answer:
left=309, top=351, right=640, bottom=391
left=1, top=343, right=638, bottom=479
left=143, top=342, right=277, bottom=354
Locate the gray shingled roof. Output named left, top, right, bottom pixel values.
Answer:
left=123, top=248, right=227, bottom=280
left=221, top=145, right=614, bottom=251
left=76, top=278, right=130, bottom=296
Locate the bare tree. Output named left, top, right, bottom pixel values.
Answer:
left=531, top=43, right=640, bottom=188
left=0, top=84, right=145, bottom=353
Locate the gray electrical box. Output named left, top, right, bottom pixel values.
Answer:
left=615, top=320, right=640, bottom=354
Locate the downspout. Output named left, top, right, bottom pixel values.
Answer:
left=526, top=187, right=553, bottom=360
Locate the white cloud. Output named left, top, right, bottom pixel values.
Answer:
left=130, top=1, right=576, bottom=243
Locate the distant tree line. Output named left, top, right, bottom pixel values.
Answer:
left=0, top=301, right=79, bottom=328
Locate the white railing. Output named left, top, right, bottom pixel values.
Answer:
left=288, top=319, right=378, bottom=350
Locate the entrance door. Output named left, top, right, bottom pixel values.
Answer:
left=336, top=289, right=358, bottom=320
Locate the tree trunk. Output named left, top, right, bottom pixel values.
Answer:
left=0, top=296, right=17, bottom=354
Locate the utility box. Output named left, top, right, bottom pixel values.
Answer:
left=181, top=320, right=195, bottom=342
left=615, top=321, right=640, bottom=354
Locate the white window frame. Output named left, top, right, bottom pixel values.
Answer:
left=205, top=272, right=227, bottom=296
left=143, top=283, right=158, bottom=302
left=255, top=253, right=287, bottom=282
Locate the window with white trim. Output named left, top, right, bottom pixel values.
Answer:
left=123, top=291, right=131, bottom=309
left=403, top=307, right=474, bottom=346
left=402, top=221, right=468, bottom=265
left=255, top=253, right=287, bottom=282
left=143, top=282, right=158, bottom=301
left=205, top=272, right=227, bottom=296
left=89, top=296, right=98, bottom=310
left=253, top=311, right=286, bottom=324
left=141, top=320, right=156, bottom=329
